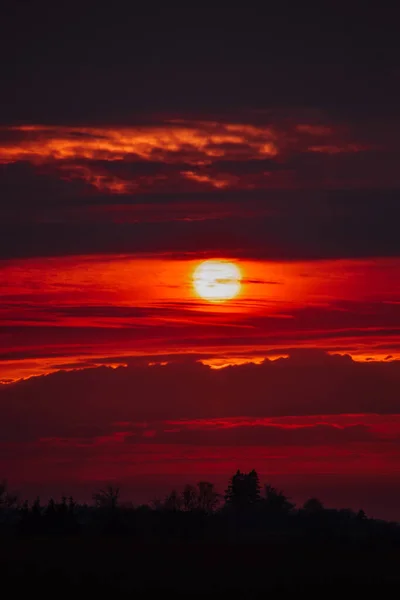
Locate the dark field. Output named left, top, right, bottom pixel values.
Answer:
left=2, top=536, right=400, bottom=593
left=2, top=474, right=400, bottom=593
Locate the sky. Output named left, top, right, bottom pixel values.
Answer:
left=1, top=4, right=400, bottom=518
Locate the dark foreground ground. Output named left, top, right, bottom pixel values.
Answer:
left=2, top=537, right=400, bottom=593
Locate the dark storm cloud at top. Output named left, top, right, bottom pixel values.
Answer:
left=1, top=4, right=400, bottom=261
left=1, top=4, right=400, bottom=124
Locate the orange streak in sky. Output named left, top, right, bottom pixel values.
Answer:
left=0, top=122, right=279, bottom=164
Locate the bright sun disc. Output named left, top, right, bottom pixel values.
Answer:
left=193, top=260, right=242, bottom=302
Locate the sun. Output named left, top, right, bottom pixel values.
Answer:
left=192, top=260, right=242, bottom=302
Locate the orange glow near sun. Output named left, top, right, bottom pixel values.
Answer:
left=192, top=260, right=242, bottom=302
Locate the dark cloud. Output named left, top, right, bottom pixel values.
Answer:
left=1, top=115, right=400, bottom=262
left=243, top=279, right=282, bottom=285
left=1, top=202, right=399, bottom=260
left=1, top=352, right=399, bottom=445
left=2, top=5, right=400, bottom=124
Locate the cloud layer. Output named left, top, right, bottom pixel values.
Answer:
left=1, top=116, right=399, bottom=260
left=1, top=352, right=400, bottom=436
left=1, top=352, right=400, bottom=511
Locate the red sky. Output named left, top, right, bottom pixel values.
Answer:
left=1, top=5, right=400, bottom=518
left=1, top=254, right=400, bottom=382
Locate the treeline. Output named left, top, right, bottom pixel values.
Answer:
left=0, top=470, right=399, bottom=543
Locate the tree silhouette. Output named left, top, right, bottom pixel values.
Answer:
left=0, top=469, right=398, bottom=592
left=151, top=497, right=164, bottom=511
left=263, top=484, right=295, bottom=514
left=182, top=484, right=198, bottom=511
left=197, top=481, right=219, bottom=513
left=93, top=485, right=120, bottom=509
left=0, top=470, right=384, bottom=549
left=0, top=480, right=17, bottom=508
left=59, top=496, right=68, bottom=515
left=181, top=482, right=220, bottom=512
left=32, top=496, right=42, bottom=515
left=225, top=469, right=261, bottom=509
left=303, top=497, right=324, bottom=514
left=357, top=509, right=367, bottom=520
left=46, top=498, right=57, bottom=517
left=68, top=496, right=76, bottom=513
left=163, top=489, right=181, bottom=511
